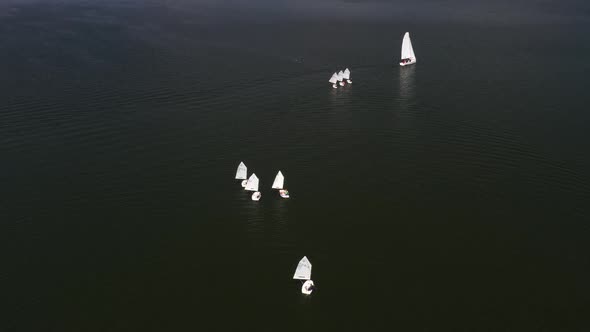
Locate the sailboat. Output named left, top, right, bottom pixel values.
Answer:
left=337, top=70, right=345, bottom=86
left=329, top=72, right=338, bottom=89
left=399, top=32, right=416, bottom=66
left=343, top=68, right=352, bottom=84
left=293, top=256, right=314, bottom=295
left=244, top=173, right=261, bottom=201
left=235, top=162, right=248, bottom=187
left=272, top=171, right=289, bottom=198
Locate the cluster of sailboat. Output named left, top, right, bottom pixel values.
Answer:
left=236, top=163, right=312, bottom=294
left=327, top=32, right=416, bottom=88
left=328, top=68, right=352, bottom=89
left=234, top=32, right=416, bottom=297
left=235, top=161, right=290, bottom=201
left=236, top=162, right=313, bottom=294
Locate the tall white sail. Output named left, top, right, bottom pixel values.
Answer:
left=245, top=173, right=259, bottom=191
left=343, top=68, right=351, bottom=80
left=272, top=171, right=284, bottom=189
left=235, top=162, right=247, bottom=180
left=337, top=70, right=344, bottom=81
left=293, top=256, right=312, bottom=280
left=401, top=32, right=416, bottom=60
left=328, top=72, right=338, bottom=84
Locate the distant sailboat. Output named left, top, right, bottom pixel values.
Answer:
left=245, top=173, right=261, bottom=201
left=399, top=32, right=416, bottom=66
left=343, top=68, right=352, bottom=84
left=272, top=171, right=289, bottom=198
left=337, top=70, right=345, bottom=86
left=329, top=72, right=338, bottom=89
left=235, top=162, right=248, bottom=187
left=293, top=256, right=314, bottom=295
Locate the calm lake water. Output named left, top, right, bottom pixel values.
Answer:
left=2, top=1, right=590, bottom=331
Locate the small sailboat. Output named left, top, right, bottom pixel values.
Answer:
left=337, top=70, right=345, bottom=86
left=293, top=256, right=314, bottom=295
left=343, top=68, right=352, bottom=84
left=235, top=162, right=248, bottom=187
left=244, top=173, right=261, bottom=201
left=272, top=171, right=289, bottom=198
left=399, top=32, right=416, bottom=66
left=329, top=72, right=338, bottom=89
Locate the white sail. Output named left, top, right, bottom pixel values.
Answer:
left=401, top=32, right=416, bottom=60
left=235, top=162, right=247, bottom=180
left=328, top=72, right=338, bottom=84
left=272, top=171, right=284, bottom=189
left=293, top=256, right=312, bottom=280
left=337, top=70, right=344, bottom=81
left=244, top=173, right=259, bottom=191
left=343, top=68, right=350, bottom=80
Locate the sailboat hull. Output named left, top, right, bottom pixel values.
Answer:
left=251, top=192, right=261, bottom=201
left=400, top=58, right=416, bottom=66
left=301, top=280, right=314, bottom=295
left=279, top=189, right=290, bottom=198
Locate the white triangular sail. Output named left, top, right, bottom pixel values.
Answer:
left=401, top=32, right=416, bottom=60
left=337, top=70, right=344, bottom=81
left=235, top=162, right=247, bottom=180
left=272, top=171, right=284, bottom=189
left=293, top=256, right=312, bottom=280
left=328, top=72, right=338, bottom=84
left=245, top=173, right=259, bottom=191
left=343, top=68, right=350, bottom=80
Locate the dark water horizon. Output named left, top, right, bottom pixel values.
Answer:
left=2, top=1, right=590, bottom=331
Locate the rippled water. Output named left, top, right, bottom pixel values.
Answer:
left=2, top=1, right=590, bottom=331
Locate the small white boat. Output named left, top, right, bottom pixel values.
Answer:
left=244, top=173, right=261, bottom=201
left=301, top=280, right=315, bottom=295
left=235, top=162, right=247, bottom=184
left=272, top=171, right=289, bottom=199
left=399, top=32, right=416, bottom=66
left=337, top=70, right=345, bottom=86
left=293, top=256, right=314, bottom=295
left=329, top=72, right=338, bottom=89
left=343, top=68, right=352, bottom=84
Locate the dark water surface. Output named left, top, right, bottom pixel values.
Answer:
left=2, top=1, right=590, bottom=331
